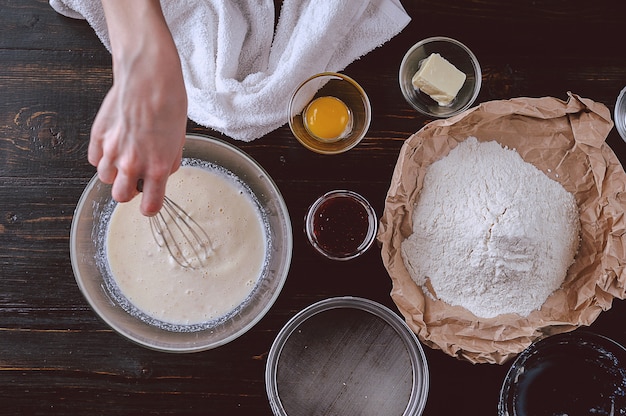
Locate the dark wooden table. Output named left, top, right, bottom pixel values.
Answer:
left=2, top=1, right=626, bottom=414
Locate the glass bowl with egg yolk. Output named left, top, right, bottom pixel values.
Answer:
left=289, top=72, right=371, bottom=154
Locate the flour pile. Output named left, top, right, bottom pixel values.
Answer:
left=401, top=137, right=580, bottom=318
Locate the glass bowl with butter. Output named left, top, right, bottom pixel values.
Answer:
left=399, top=36, right=481, bottom=118
left=288, top=72, right=371, bottom=154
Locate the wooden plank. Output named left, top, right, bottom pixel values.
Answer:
left=0, top=0, right=104, bottom=51
left=0, top=49, right=109, bottom=178
left=0, top=0, right=625, bottom=415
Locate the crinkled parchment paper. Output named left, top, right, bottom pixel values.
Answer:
left=378, top=92, right=626, bottom=364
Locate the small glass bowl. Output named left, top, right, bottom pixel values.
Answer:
left=265, top=296, right=429, bottom=416
left=615, top=86, right=626, bottom=142
left=399, top=36, right=481, bottom=118
left=305, top=190, right=378, bottom=261
left=288, top=72, right=371, bottom=154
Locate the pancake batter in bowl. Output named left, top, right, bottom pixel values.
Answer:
left=105, top=162, right=268, bottom=327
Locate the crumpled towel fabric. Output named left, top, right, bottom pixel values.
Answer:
left=50, top=0, right=411, bottom=141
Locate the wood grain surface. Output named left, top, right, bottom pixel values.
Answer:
left=1, top=0, right=626, bottom=414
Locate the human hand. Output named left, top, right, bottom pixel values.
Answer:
left=90, top=0, right=187, bottom=216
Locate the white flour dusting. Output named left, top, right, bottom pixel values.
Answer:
left=401, top=137, right=580, bottom=318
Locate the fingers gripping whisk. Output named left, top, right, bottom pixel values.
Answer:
left=138, top=180, right=212, bottom=269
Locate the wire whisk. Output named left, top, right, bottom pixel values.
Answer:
left=138, top=180, right=212, bottom=269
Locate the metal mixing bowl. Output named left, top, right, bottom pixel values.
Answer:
left=70, top=134, right=292, bottom=352
left=266, top=297, right=429, bottom=416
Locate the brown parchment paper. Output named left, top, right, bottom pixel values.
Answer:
left=378, top=92, right=626, bottom=365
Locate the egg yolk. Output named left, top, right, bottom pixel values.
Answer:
left=304, top=96, right=351, bottom=141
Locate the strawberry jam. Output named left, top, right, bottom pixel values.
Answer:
left=306, top=191, right=376, bottom=260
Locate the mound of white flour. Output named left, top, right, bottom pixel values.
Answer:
left=401, top=137, right=580, bottom=318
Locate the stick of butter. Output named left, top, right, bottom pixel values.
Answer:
left=411, top=53, right=466, bottom=106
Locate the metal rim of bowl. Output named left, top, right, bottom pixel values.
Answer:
left=70, top=134, right=293, bottom=353
left=614, top=86, right=626, bottom=142
left=399, top=36, right=482, bottom=118
left=265, top=296, right=430, bottom=416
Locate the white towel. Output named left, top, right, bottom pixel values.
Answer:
left=50, top=0, right=411, bottom=141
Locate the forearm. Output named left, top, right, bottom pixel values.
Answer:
left=92, top=0, right=188, bottom=215
left=101, top=0, right=171, bottom=53
left=100, top=0, right=182, bottom=84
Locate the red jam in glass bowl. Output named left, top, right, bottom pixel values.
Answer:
left=305, top=190, right=377, bottom=261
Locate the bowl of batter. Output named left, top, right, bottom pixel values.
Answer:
left=70, top=134, right=293, bottom=352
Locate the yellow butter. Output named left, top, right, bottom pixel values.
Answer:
left=412, top=53, right=466, bottom=106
